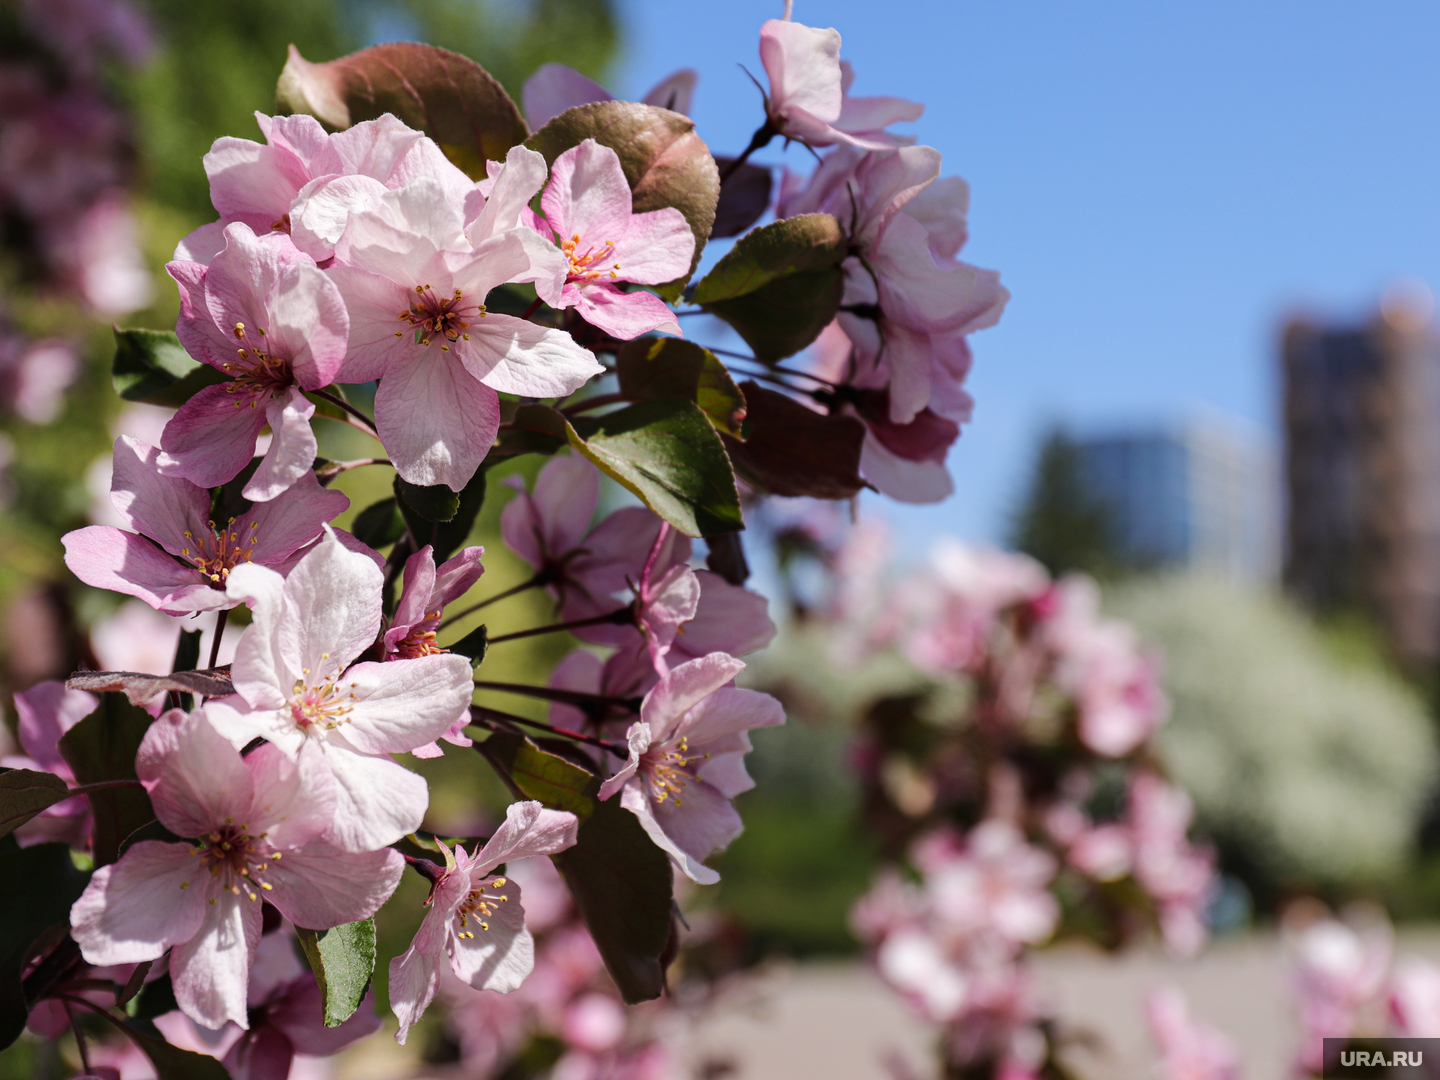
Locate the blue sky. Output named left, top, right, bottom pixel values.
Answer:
left=607, top=1, right=1440, bottom=546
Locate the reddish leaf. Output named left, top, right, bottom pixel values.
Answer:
left=722, top=381, right=867, bottom=500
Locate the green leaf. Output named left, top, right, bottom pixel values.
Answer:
left=527, top=102, right=719, bottom=299
left=276, top=43, right=527, bottom=179
left=350, top=497, right=406, bottom=550
left=568, top=400, right=743, bottom=538
left=394, top=477, right=460, bottom=522
left=448, top=624, right=488, bottom=667
left=692, top=213, right=848, bottom=361
left=112, top=327, right=227, bottom=407
left=57, top=693, right=155, bottom=867
left=126, top=971, right=178, bottom=1020
left=479, top=734, right=672, bottom=1003
left=295, top=919, right=376, bottom=1027
left=0, top=843, right=91, bottom=1049
left=0, top=769, right=71, bottom=840
left=124, top=1019, right=235, bottom=1080
left=394, top=466, right=487, bottom=563
left=721, top=381, right=867, bottom=500
left=614, top=338, right=747, bottom=437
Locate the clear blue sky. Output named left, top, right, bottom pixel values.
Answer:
left=610, top=1, right=1440, bottom=546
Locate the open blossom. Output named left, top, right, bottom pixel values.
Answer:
left=1146, top=987, right=1242, bottom=1080
left=327, top=172, right=601, bottom=489
left=522, top=63, right=697, bottom=130
left=62, top=436, right=348, bottom=616
left=758, top=19, right=921, bottom=149
left=915, top=823, right=1059, bottom=950
left=1130, top=774, right=1214, bottom=957
left=599, top=653, right=784, bottom=883
left=164, top=223, right=347, bottom=500
left=178, top=111, right=473, bottom=264
left=69, top=708, right=402, bottom=1030
left=389, top=800, right=579, bottom=1044
left=204, top=530, right=475, bottom=851
left=2, top=681, right=96, bottom=846
left=784, top=144, right=1007, bottom=426
left=535, top=138, right=694, bottom=339
left=385, top=543, right=485, bottom=758
left=1390, top=957, right=1440, bottom=1037
left=1286, top=901, right=1394, bottom=1068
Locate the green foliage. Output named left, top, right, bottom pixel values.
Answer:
left=1009, top=428, right=1121, bottom=579
left=692, top=213, right=847, bottom=361
left=614, top=338, right=746, bottom=437
left=277, top=42, right=528, bottom=178
left=722, top=381, right=866, bottom=500
left=57, top=694, right=156, bottom=867
left=480, top=733, right=674, bottom=1003
left=527, top=102, right=719, bottom=298
left=350, top=497, right=407, bottom=550
left=508, top=401, right=743, bottom=538
left=124, top=1018, right=235, bottom=1079
left=112, top=327, right=215, bottom=405
left=0, top=770, right=71, bottom=840
left=395, top=468, right=488, bottom=562
left=0, top=843, right=91, bottom=1049
left=296, top=919, right=377, bottom=1027
left=448, top=624, right=488, bottom=667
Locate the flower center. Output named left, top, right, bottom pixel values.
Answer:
left=454, top=875, right=508, bottom=939
left=181, top=517, right=259, bottom=584
left=179, top=819, right=280, bottom=904
left=394, top=609, right=448, bottom=660
left=290, top=656, right=358, bottom=730
left=642, top=736, right=707, bottom=806
left=397, top=285, right=485, bottom=351
left=562, top=233, right=621, bottom=283
left=270, top=213, right=291, bottom=234
left=220, top=322, right=293, bottom=403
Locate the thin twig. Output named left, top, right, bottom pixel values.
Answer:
left=64, top=1000, right=91, bottom=1075
left=470, top=704, right=627, bottom=754
left=704, top=344, right=840, bottom=386
left=68, top=778, right=146, bottom=796
left=485, top=606, right=634, bottom=645
left=439, top=575, right=545, bottom=630
left=207, top=608, right=228, bottom=672
left=473, top=679, right=642, bottom=713
left=562, top=392, right=629, bottom=416
left=312, top=388, right=379, bottom=433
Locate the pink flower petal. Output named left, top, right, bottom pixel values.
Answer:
left=70, top=841, right=208, bottom=966
left=136, top=709, right=255, bottom=839
left=374, top=351, right=501, bottom=490
left=264, top=842, right=403, bottom=930
left=158, top=383, right=270, bottom=490
left=523, top=63, right=613, bottom=130
left=242, top=388, right=318, bottom=502
left=573, top=284, right=681, bottom=340
left=62, top=526, right=224, bottom=616
left=459, top=312, right=602, bottom=398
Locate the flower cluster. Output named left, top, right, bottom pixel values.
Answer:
left=789, top=530, right=1215, bottom=1077
left=3, top=5, right=1011, bottom=1073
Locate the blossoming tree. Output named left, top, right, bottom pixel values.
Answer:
left=0, top=4, right=1012, bottom=1076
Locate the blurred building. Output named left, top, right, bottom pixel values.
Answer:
left=1282, top=290, right=1440, bottom=669
left=1072, top=419, right=1280, bottom=581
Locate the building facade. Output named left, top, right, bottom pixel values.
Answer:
left=1282, top=299, right=1440, bottom=668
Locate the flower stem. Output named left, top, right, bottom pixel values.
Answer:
left=64, top=1000, right=91, bottom=1075
left=485, top=606, right=634, bottom=645
left=473, top=679, right=642, bottom=713
left=439, top=574, right=545, bottom=629
left=520, top=297, right=545, bottom=322
left=720, top=121, right=777, bottom=182
left=470, top=704, right=626, bottom=754
left=312, top=388, right=379, bottom=434
left=207, top=608, right=228, bottom=671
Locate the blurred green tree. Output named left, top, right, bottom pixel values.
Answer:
left=1009, top=426, right=1121, bottom=579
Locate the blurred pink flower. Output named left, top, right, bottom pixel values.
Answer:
left=2, top=681, right=95, bottom=846
left=1390, top=957, right=1440, bottom=1037
left=1146, top=986, right=1242, bottom=1080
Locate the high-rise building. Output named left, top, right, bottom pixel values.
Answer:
left=1281, top=292, right=1440, bottom=669
left=1071, top=420, right=1280, bottom=583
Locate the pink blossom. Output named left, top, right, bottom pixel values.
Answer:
left=178, top=111, right=473, bottom=264
left=326, top=174, right=600, bottom=489
left=1390, top=957, right=1440, bottom=1037
left=522, top=63, right=698, bottom=129
left=385, top=543, right=485, bottom=758
left=1130, top=774, right=1214, bottom=957
left=876, top=928, right=969, bottom=1021
left=163, top=224, right=348, bottom=500
left=72, top=192, right=153, bottom=315
left=388, top=800, right=579, bottom=1044
left=62, top=437, right=348, bottom=616
left=69, top=708, right=403, bottom=1030
left=2, top=681, right=95, bottom=846
left=536, top=138, right=694, bottom=339
left=1146, top=986, right=1242, bottom=1080
left=758, top=20, right=921, bottom=150
left=204, top=530, right=475, bottom=852
left=920, top=821, right=1059, bottom=950
left=1, top=337, right=80, bottom=424
left=1285, top=902, right=1394, bottom=1069
left=599, top=653, right=785, bottom=883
